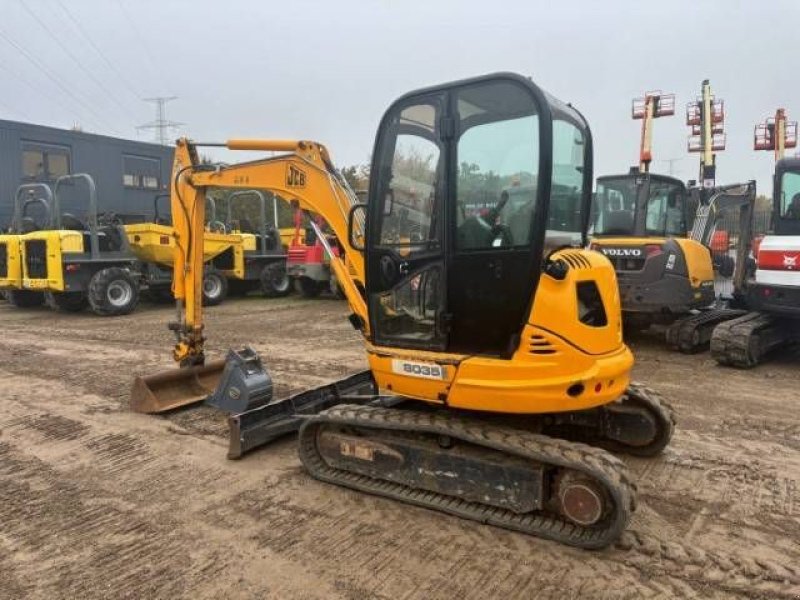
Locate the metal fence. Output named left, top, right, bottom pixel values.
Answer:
left=710, top=208, right=771, bottom=298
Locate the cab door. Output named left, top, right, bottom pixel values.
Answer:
left=447, top=80, right=545, bottom=356
left=366, top=94, right=449, bottom=351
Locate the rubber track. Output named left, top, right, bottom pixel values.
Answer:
left=298, top=404, right=636, bottom=550
left=665, top=309, right=747, bottom=354
left=620, top=382, right=677, bottom=456
left=710, top=311, right=786, bottom=368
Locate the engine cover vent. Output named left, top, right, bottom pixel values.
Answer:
left=529, top=333, right=558, bottom=355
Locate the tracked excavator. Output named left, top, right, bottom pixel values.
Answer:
left=711, top=158, right=800, bottom=366
left=131, top=73, right=675, bottom=549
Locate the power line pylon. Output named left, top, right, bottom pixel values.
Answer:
left=137, top=96, right=183, bottom=145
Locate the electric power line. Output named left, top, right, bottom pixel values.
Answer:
left=0, top=61, right=50, bottom=121
left=19, top=0, right=141, bottom=122
left=55, top=0, right=143, bottom=101
left=0, top=26, right=122, bottom=135
left=0, top=93, right=31, bottom=121
left=115, top=0, right=160, bottom=83
left=659, top=157, right=684, bottom=176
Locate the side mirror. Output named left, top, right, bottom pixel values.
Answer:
left=348, top=203, right=367, bottom=252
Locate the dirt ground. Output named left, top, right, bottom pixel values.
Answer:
left=0, top=296, right=798, bottom=600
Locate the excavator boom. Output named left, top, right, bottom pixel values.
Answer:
left=131, top=138, right=367, bottom=413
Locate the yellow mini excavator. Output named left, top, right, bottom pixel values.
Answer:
left=131, top=73, right=674, bottom=549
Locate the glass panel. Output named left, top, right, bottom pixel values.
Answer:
left=592, top=177, right=637, bottom=236
left=645, top=180, right=686, bottom=236
left=549, top=120, right=585, bottom=245
left=781, top=171, right=800, bottom=218
left=374, top=266, right=441, bottom=343
left=47, top=152, right=70, bottom=178
left=399, top=104, right=436, bottom=133
left=22, top=150, right=45, bottom=179
left=455, top=81, right=539, bottom=251
left=456, top=115, right=539, bottom=250
left=379, top=132, right=440, bottom=248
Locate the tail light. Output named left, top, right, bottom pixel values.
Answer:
left=645, top=244, right=663, bottom=258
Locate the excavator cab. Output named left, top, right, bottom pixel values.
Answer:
left=367, top=74, right=591, bottom=355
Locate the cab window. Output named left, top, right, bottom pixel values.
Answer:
left=550, top=119, right=586, bottom=245
left=781, top=171, right=800, bottom=219
left=645, top=181, right=686, bottom=236
left=379, top=105, right=442, bottom=252
left=455, top=83, right=539, bottom=251
left=592, top=178, right=637, bottom=236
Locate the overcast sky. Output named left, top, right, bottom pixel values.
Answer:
left=1, top=0, right=797, bottom=193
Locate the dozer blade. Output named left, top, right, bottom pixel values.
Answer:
left=130, top=359, right=227, bottom=414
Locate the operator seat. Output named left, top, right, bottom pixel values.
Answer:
left=786, top=193, right=800, bottom=219
left=60, top=213, right=86, bottom=231
left=20, top=217, right=39, bottom=233
left=238, top=217, right=256, bottom=234
left=603, top=210, right=634, bottom=235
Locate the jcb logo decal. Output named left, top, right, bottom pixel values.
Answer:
left=287, top=165, right=307, bottom=188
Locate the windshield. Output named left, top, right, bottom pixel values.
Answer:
left=592, top=177, right=637, bottom=236
left=548, top=119, right=586, bottom=246
left=645, top=179, right=686, bottom=236
left=780, top=170, right=800, bottom=219
left=592, top=176, right=686, bottom=237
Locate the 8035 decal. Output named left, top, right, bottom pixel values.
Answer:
left=391, top=359, right=447, bottom=380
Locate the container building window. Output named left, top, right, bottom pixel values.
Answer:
left=123, top=154, right=161, bottom=190
left=21, top=142, right=71, bottom=181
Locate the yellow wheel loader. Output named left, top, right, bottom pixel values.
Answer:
left=20, top=174, right=141, bottom=315
left=208, top=190, right=292, bottom=298
left=125, top=194, right=239, bottom=306
left=1, top=183, right=54, bottom=308
left=131, top=73, right=675, bottom=549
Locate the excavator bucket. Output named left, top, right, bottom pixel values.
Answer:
left=130, top=359, right=227, bottom=414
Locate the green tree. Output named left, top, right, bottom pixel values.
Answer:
left=340, top=163, right=370, bottom=192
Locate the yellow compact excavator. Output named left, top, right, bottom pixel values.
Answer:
left=131, top=73, right=674, bottom=549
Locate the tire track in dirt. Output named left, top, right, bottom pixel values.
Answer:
left=0, top=441, right=196, bottom=598
left=195, top=467, right=798, bottom=599
left=0, top=372, right=345, bottom=600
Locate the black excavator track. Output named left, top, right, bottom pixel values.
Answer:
left=665, top=309, right=748, bottom=354
left=616, top=383, right=677, bottom=456
left=298, top=404, right=636, bottom=550
left=539, top=382, right=676, bottom=458
left=710, top=311, right=792, bottom=368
